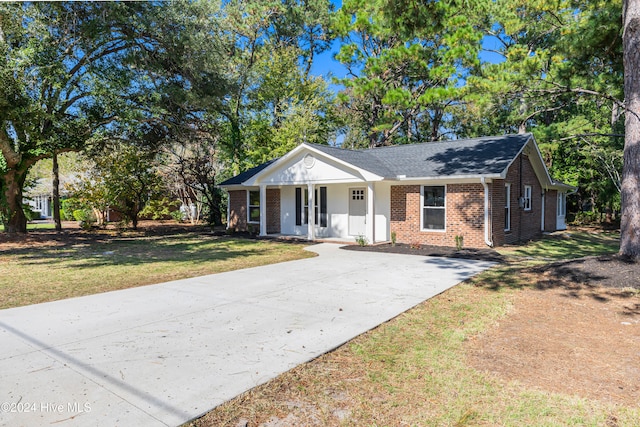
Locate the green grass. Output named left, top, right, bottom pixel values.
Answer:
left=192, top=230, right=639, bottom=426
left=497, top=230, right=620, bottom=261
left=0, top=233, right=314, bottom=309
left=0, top=222, right=57, bottom=231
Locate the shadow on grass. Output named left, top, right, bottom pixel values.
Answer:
left=501, top=231, right=620, bottom=261
left=5, top=234, right=300, bottom=270
left=471, top=254, right=639, bottom=310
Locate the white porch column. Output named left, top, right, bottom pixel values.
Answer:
left=307, top=183, right=315, bottom=240
left=366, top=182, right=375, bottom=243
left=259, top=184, right=267, bottom=237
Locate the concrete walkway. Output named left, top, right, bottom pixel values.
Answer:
left=0, top=244, right=494, bottom=427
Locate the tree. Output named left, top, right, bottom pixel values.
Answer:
left=456, top=0, right=625, bottom=224
left=333, top=0, right=481, bottom=147
left=0, top=2, right=168, bottom=233
left=621, top=0, right=640, bottom=258
left=216, top=0, right=337, bottom=171
left=85, top=143, right=163, bottom=230
left=162, top=130, right=226, bottom=226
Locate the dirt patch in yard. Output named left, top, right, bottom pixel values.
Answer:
left=466, top=282, right=640, bottom=407
left=467, top=254, right=640, bottom=408
left=349, top=242, right=640, bottom=407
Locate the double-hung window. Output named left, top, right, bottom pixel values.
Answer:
left=422, top=185, right=445, bottom=231
left=523, top=185, right=532, bottom=211
left=248, top=190, right=260, bottom=223
left=505, top=183, right=511, bottom=231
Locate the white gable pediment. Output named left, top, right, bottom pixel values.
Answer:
left=245, top=148, right=379, bottom=185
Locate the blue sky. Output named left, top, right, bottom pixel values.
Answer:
left=308, top=0, right=505, bottom=86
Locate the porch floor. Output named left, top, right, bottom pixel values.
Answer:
left=266, top=234, right=359, bottom=245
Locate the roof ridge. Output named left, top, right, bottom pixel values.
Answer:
left=364, top=133, right=532, bottom=152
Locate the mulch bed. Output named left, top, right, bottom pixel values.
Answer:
left=530, top=254, right=640, bottom=289
left=342, top=242, right=505, bottom=263
left=344, top=242, right=640, bottom=290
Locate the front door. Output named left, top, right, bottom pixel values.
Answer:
left=349, top=188, right=366, bottom=236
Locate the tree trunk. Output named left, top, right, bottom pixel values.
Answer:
left=52, top=152, right=62, bottom=232
left=621, top=0, right=640, bottom=258
left=1, top=169, right=28, bottom=233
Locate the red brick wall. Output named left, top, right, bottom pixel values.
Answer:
left=390, top=183, right=486, bottom=248
left=492, top=153, right=544, bottom=245
left=227, top=190, right=247, bottom=231
left=227, top=189, right=280, bottom=234
left=266, top=189, right=280, bottom=234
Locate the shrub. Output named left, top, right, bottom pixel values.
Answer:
left=391, top=231, right=397, bottom=246
left=72, top=209, right=89, bottom=222
left=355, top=235, right=368, bottom=247
left=140, top=197, right=180, bottom=220
left=73, top=209, right=96, bottom=230
left=171, top=209, right=184, bottom=223
left=455, top=234, right=464, bottom=250
left=61, top=197, right=84, bottom=221
left=22, top=204, right=38, bottom=221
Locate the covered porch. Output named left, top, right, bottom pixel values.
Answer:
left=234, top=180, right=390, bottom=244
left=222, top=144, right=393, bottom=244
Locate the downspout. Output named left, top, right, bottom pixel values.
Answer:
left=481, top=177, right=494, bottom=247
left=225, top=189, right=230, bottom=230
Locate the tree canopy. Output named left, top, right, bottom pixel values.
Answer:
left=2, top=0, right=639, bottom=256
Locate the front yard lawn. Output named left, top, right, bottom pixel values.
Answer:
left=0, top=226, right=314, bottom=310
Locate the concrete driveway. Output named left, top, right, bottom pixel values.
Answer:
left=0, top=243, right=494, bottom=427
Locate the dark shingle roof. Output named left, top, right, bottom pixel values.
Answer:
left=307, top=144, right=396, bottom=177
left=307, top=134, right=531, bottom=178
left=365, top=133, right=531, bottom=178
left=219, top=134, right=532, bottom=184
left=218, top=159, right=278, bottom=186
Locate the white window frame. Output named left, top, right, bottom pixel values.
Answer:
left=557, top=192, right=566, bottom=216
left=523, top=185, right=532, bottom=211
left=247, top=190, right=260, bottom=224
left=420, top=185, right=446, bottom=232
left=505, top=183, right=511, bottom=231
left=302, top=188, right=309, bottom=225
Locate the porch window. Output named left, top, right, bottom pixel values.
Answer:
left=421, top=185, right=445, bottom=231
left=523, top=185, right=532, bottom=211
left=295, top=187, right=327, bottom=227
left=505, top=183, right=511, bottom=231
left=248, top=190, right=260, bottom=223
left=304, top=188, right=309, bottom=224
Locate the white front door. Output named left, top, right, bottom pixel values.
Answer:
left=349, top=188, right=366, bottom=236
left=556, top=192, right=567, bottom=230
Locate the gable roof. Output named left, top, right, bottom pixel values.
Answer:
left=309, top=133, right=532, bottom=179
left=219, top=133, right=571, bottom=190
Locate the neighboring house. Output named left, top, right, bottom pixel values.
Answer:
left=24, top=178, right=69, bottom=220
left=219, top=133, right=573, bottom=248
